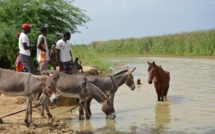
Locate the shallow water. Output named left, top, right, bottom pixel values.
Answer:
left=51, top=56, right=215, bottom=134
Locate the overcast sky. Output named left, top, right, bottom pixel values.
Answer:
left=71, top=0, right=215, bottom=45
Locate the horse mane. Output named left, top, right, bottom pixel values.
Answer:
left=113, top=69, right=127, bottom=76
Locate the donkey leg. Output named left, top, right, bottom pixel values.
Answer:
left=45, top=102, right=53, bottom=118
left=84, top=101, right=91, bottom=119
left=79, top=99, right=84, bottom=120
left=86, top=98, right=92, bottom=115
left=26, top=97, right=36, bottom=129
left=25, top=97, right=30, bottom=127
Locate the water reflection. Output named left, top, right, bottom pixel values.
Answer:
left=94, top=119, right=116, bottom=132
left=154, top=102, right=171, bottom=133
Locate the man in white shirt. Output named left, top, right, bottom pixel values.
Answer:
left=18, top=23, right=36, bottom=74
left=37, top=24, right=49, bottom=73
left=56, top=32, right=73, bottom=74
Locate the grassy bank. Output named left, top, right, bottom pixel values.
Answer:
left=88, top=29, right=215, bottom=56
left=72, top=45, right=110, bottom=73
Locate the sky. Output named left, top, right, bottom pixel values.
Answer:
left=71, top=0, right=215, bottom=45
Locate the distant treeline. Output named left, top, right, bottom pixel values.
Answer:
left=89, top=29, right=215, bottom=56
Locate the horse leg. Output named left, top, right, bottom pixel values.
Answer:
left=164, top=86, right=169, bottom=101
left=86, top=97, right=92, bottom=115
left=160, top=92, right=164, bottom=102
left=25, top=96, right=36, bottom=128
left=156, top=88, right=161, bottom=101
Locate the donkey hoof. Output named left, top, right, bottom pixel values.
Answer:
left=25, top=122, right=30, bottom=127
left=0, top=119, right=4, bottom=124
left=29, top=123, right=36, bottom=129
left=86, top=115, right=91, bottom=119
left=47, top=113, right=53, bottom=118
left=79, top=116, right=84, bottom=120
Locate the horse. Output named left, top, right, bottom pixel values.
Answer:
left=147, top=61, right=170, bottom=102
left=84, top=67, right=136, bottom=116
left=0, top=68, right=59, bottom=128
left=41, top=70, right=116, bottom=120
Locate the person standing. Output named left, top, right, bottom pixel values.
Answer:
left=18, top=23, right=35, bottom=74
left=55, top=32, right=73, bottom=74
left=15, top=52, right=23, bottom=72
left=37, top=24, right=49, bottom=73
left=49, top=44, right=57, bottom=70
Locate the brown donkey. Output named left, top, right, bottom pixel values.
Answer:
left=147, top=61, right=170, bottom=102
left=0, top=68, right=59, bottom=128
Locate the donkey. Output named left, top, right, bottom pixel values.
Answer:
left=147, top=61, right=170, bottom=101
left=84, top=67, right=136, bottom=116
left=41, top=70, right=116, bottom=120
left=0, top=68, right=59, bottom=128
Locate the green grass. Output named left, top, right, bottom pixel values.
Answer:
left=72, top=45, right=111, bottom=74
left=88, top=29, right=215, bottom=56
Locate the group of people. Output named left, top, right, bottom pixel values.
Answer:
left=15, top=23, right=83, bottom=74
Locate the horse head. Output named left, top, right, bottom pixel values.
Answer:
left=36, top=73, right=59, bottom=103
left=147, top=61, right=156, bottom=84
left=124, top=67, right=136, bottom=91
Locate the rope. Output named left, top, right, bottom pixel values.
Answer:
left=0, top=102, right=47, bottom=120
left=56, top=101, right=85, bottom=116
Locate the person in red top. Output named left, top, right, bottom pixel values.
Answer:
left=15, top=52, right=23, bottom=72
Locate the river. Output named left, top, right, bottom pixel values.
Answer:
left=51, top=56, right=215, bottom=134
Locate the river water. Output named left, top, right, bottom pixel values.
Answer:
left=51, top=56, right=215, bottom=134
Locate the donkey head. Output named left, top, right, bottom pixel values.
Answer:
left=147, top=61, right=156, bottom=84
left=125, top=67, right=136, bottom=91
left=102, top=99, right=116, bottom=119
left=36, top=73, right=59, bottom=103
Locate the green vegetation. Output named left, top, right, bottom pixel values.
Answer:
left=0, top=0, right=90, bottom=69
left=89, top=29, right=215, bottom=56
left=72, top=45, right=110, bottom=74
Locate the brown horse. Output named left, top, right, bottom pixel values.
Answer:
left=0, top=68, right=59, bottom=128
left=147, top=61, right=170, bottom=102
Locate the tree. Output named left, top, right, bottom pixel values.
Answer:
left=0, top=0, right=90, bottom=69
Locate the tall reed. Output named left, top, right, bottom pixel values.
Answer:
left=89, top=29, right=215, bottom=56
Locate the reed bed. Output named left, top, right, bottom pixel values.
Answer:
left=88, top=29, right=215, bottom=56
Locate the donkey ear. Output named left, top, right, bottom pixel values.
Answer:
left=130, top=67, right=136, bottom=73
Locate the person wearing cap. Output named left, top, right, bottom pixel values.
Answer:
left=18, top=23, right=36, bottom=74
left=36, top=24, right=49, bottom=73
left=56, top=32, right=73, bottom=74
